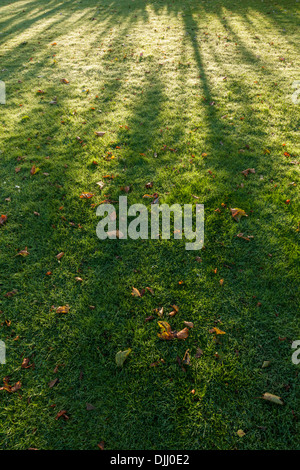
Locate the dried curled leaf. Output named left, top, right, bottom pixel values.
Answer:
left=230, top=208, right=248, bottom=222
left=241, top=168, right=255, bottom=177
left=131, top=287, right=141, bottom=297
left=115, top=348, right=131, bottom=367
left=183, top=349, right=191, bottom=365
left=17, top=247, right=29, bottom=256
left=80, top=192, right=94, bottom=199
left=0, top=378, right=21, bottom=393
left=157, top=321, right=174, bottom=340
left=56, top=305, right=70, bottom=314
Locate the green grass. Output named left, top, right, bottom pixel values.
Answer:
left=0, top=0, right=299, bottom=450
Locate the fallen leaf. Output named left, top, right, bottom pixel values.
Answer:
left=17, top=247, right=29, bottom=256
left=261, top=392, right=284, bottom=405
left=55, top=410, right=69, bottom=420
left=183, top=321, right=194, bottom=328
left=80, top=192, right=94, bottom=199
left=30, top=165, right=39, bottom=175
left=237, top=429, right=246, bottom=437
left=183, top=349, right=191, bottom=365
left=96, top=181, right=105, bottom=190
left=131, top=287, right=141, bottom=297
left=0, top=215, right=8, bottom=226
left=262, top=361, right=270, bottom=369
left=56, top=305, right=70, bottom=314
left=241, top=168, right=255, bottom=177
left=209, top=327, right=226, bottom=335
left=86, top=403, right=96, bottom=410
left=157, top=321, right=174, bottom=340
left=145, top=287, right=154, bottom=295
left=115, top=349, right=131, bottom=366
left=230, top=208, right=248, bottom=222
left=21, top=358, right=33, bottom=369
left=176, top=327, right=189, bottom=340
left=48, top=378, right=59, bottom=388
left=195, top=347, right=203, bottom=358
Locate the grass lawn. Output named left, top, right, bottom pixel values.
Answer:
left=0, top=0, right=299, bottom=451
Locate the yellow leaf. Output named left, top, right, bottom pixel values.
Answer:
left=230, top=208, right=248, bottom=222
left=261, top=393, right=284, bottom=405
left=56, top=305, right=70, bottom=314
left=115, top=349, right=131, bottom=366
left=157, top=321, right=174, bottom=340
left=131, top=287, right=141, bottom=297
left=210, top=327, right=226, bottom=335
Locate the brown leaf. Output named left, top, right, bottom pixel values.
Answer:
left=56, top=305, right=70, bottom=314
left=176, top=327, right=189, bottom=340
left=145, top=287, right=154, bottom=295
left=195, top=347, right=203, bottom=358
left=120, top=185, right=131, bottom=193
left=21, top=358, right=33, bottom=369
left=48, top=378, right=59, bottom=388
left=1, top=379, right=22, bottom=393
left=56, top=252, right=64, bottom=260
left=86, top=403, right=96, bottom=410
left=0, top=215, right=8, bottom=226
left=55, top=410, right=69, bottom=420
left=97, top=441, right=105, bottom=450
left=10, top=381, right=22, bottom=393
left=30, top=165, right=39, bottom=175
left=183, top=321, right=194, bottom=328
left=144, top=315, right=154, bottom=323
left=241, top=168, right=255, bottom=177
left=17, top=247, right=29, bottom=256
